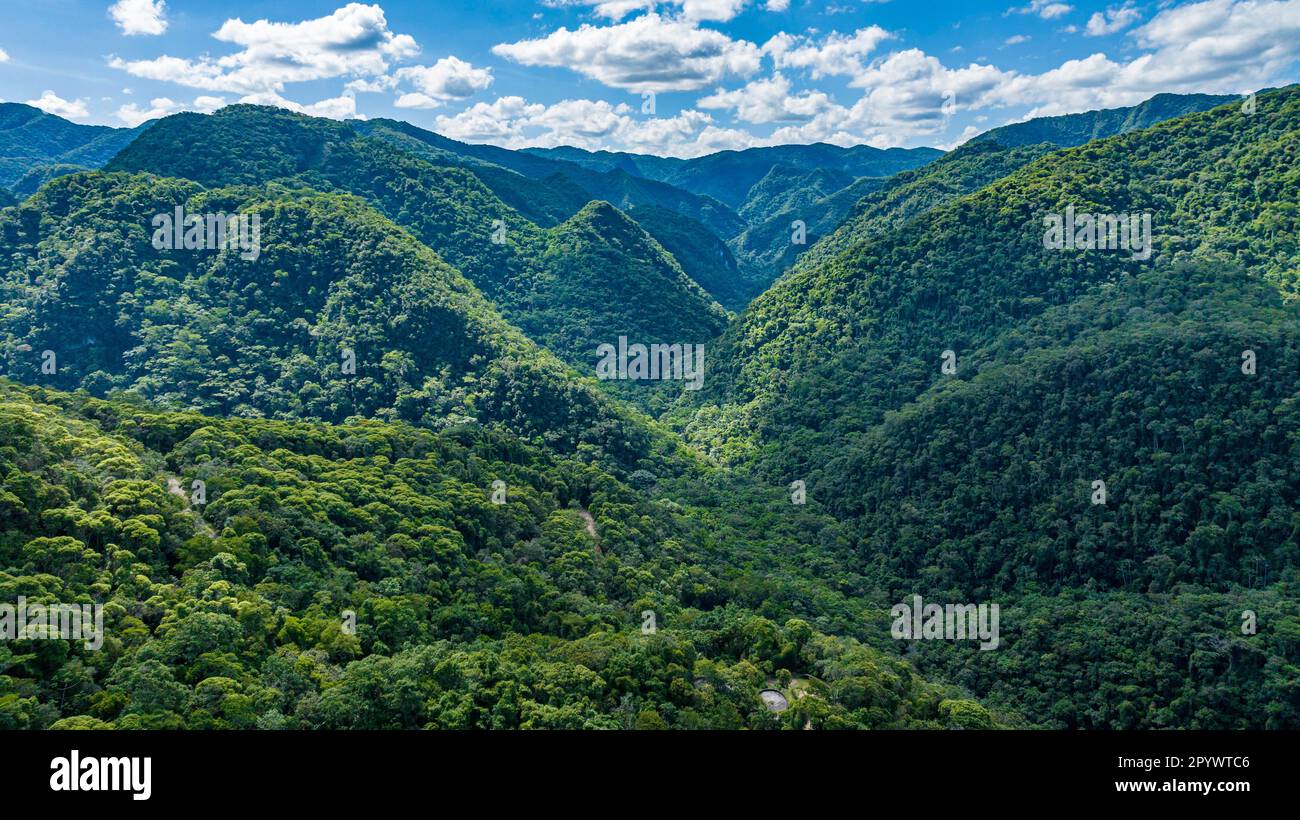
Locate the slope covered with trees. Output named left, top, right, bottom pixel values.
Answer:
left=664, top=87, right=1300, bottom=727
left=0, top=103, right=145, bottom=192
left=106, top=106, right=729, bottom=375
left=0, top=380, right=1004, bottom=729
left=0, top=171, right=666, bottom=472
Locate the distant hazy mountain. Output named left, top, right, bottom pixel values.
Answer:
left=525, top=142, right=943, bottom=210
left=0, top=102, right=146, bottom=192
left=355, top=118, right=744, bottom=239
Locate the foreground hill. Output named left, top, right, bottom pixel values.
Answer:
left=0, top=380, right=1005, bottom=729
left=106, top=106, right=729, bottom=374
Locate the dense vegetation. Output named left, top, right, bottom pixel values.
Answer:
left=669, top=87, right=1300, bottom=726
left=106, top=107, right=730, bottom=375
left=0, top=380, right=1007, bottom=729
left=0, top=171, right=665, bottom=472
left=0, top=103, right=143, bottom=192
left=0, top=88, right=1295, bottom=730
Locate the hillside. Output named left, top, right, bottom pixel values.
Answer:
left=685, top=86, right=1300, bottom=469
left=665, top=86, right=1300, bottom=726
left=0, top=171, right=664, bottom=471
left=0, top=380, right=1004, bottom=729
left=739, top=92, right=1239, bottom=291
left=968, top=92, right=1238, bottom=149
left=627, top=205, right=750, bottom=310
left=106, top=106, right=730, bottom=375
left=0, top=102, right=145, bottom=191
left=729, top=174, right=893, bottom=289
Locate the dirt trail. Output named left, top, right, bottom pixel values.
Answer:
left=167, top=476, right=217, bottom=539
left=577, top=508, right=601, bottom=553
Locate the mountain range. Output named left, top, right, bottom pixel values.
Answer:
left=0, top=87, right=1296, bottom=730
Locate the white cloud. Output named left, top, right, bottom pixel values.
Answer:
left=698, top=74, right=836, bottom=123
left=492, top=13, right=761, bottom=92
left=0, top=48, right=9, bottom=63
left=432, top=94, right=758, bottom=157
left=1008, top=1, right=1075, bottom=20
left=115, top=95, right=226, bottom=127
left=766, top=0, right=791, bottom=10
left=238, top=90, right=363, bottom=120
left=26, top=90, right=90, bottom=120
left=763, top=26, right=893, bottom=78
left=394, top=92, right=442, bottom=109
left=109, top=3, right=418, bottom=94
left=1005, top=34, right=1032, bottom=45
left=543, top=1, right=750, bottom=21
left=767, top=0, right=1300, bottom=147
left=1085, top=3, right=1142, bottom=36
left=109, top=0, right=168, bottom=36
left=395, top=57, right=493, bottom=102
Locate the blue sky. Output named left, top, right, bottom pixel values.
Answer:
left=0, top=0, right=1297, bottom=156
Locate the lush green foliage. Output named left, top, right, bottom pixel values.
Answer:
left=0, top=172, right=664, bottom=473
left=106, top=107, right=730, bottom=374
left=0, top=381, right=1000, bottom=729
left=2, top=90, right=1296, bottom=731
left=669, top=87, right=1300, bottom=727
left=0, top=103, right=143, bottom=191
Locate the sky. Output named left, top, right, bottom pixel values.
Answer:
left=0, top=0, right=1297, bottom=157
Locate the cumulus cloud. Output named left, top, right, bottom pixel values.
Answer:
left=698, top=74, right=836, bottom=123
left=1008, top=1, right=1075, bottom=20
left=109, top=0, right=168, bottom=36
left=492, top=13, right=761, bottom=92
left=26, top=90, right=90, bottom=120
left=115, top=95, right=225, bottom=127
left=1085, top=3, right=1142, bottom=36
left=392, top=57, right=493, bottom=107
left=543, top=0, right=750, bottom=21
left=0, top=47, right=9, bottom=63
left=432, top=94, right=758, bottom=157
left=109, top=3, right=418, bottom=94
left=763, top=26, right=893, bottom=78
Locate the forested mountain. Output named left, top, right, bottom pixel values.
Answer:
left=625, top=206, right=750, bottom=310
left=0, top=102, right=145, bottom=193
left=729, top=174, right=893, bottom=289
left=355, top=118, right=745, bottom=239
left=0, top=171, right=666, bottom=472
left=734, top=91, right=1237, bottom=290
left=667, top=86, right=1300, bottom=726
left=1, top=82, right=1296, bottom=732
left=106, top=106, right=729, bottom=374
left=525, top=142, right=942, bottom=209
left=967, top=92, right=1238, bottom=149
